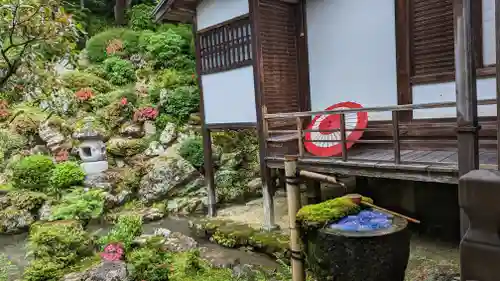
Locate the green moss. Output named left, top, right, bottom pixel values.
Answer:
left=49, top=188, right=105, bottom=223
left=27, top=220, right=93, bottom=264
left=191, top=219, right=289, bottom=257
left=61, top=70, right=113, bottom=93
left=296, top=195, right=374, bottom=228
left=107, top=138, right=148, bottom=157
left=7, top=190, right=47, bottom=212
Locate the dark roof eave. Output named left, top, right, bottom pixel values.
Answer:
left=151, top=0, right=194, bottom=23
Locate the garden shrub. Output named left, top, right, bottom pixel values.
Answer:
left=85, top=28, right=141, bottom=62
left=157, top=23, right=194, bottom=55
left=98, top=214, right=142, bottom=251
left=49, top=161, right=85, bottom=192
left=215, top=169, right=247, bottom=203
left=161, top=85, right=200, bottom=124
left=27, top=220, right=93, bottom=264
left=61, top=71, right=113, bottom=93
left=103, top=56, right=137, bottom=85
left=138, top=29, right=186, bottom=69
left=84, top=64, right=107, bottom=79
left=11, top=155, right=55, bottom=191
left=154, top=114, right=176, bottom=131
left=0, top=129, right=26, bottom=169
left=7, top=191, right=47, bottom=212
left=128, top=4, right=156, bottom=31
left=0, top=253, right=19, bottom=281
left=127, top=248, right=170, bottom=281
left=178, top=136, right=204, bottom=169
left=22, top=259, right=64, bottom=281
left=49, top=188, right=105, bottom=222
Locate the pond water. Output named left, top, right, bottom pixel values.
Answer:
left=0, top=216, right=278, bottom=278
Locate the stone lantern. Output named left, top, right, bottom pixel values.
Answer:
left=73, top=117, right=109, bottom=181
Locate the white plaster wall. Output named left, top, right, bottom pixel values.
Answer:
left=483, top=0, right=495, bottom=65
left=412, top=78, right=497, bottom=119
left=196, top=0, right=249, bottom=30
left=306, top=0, right=398, bottom=121
left=201, top=66, right=257, bottom=124
left=412, top=0, right=497, bottom=119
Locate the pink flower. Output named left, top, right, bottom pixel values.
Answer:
left=55, top=150, right=69, bottom=162
left=133, top=106, right=158, bottom=122
left=120, top=97, right=128, bottom=106
left=100, top=243, right=125, bottom=261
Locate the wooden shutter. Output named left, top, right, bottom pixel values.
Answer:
left=257, top=0, right=300, bottom=123
left=410, top=0, right=455, bottom=78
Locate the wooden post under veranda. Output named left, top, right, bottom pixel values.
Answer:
left=454, top=0, right=479, bottom=237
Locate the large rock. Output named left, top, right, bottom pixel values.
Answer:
left=145, top=141, right=165, bottom=157
left=138, top=152, right=205, bottom=203
left=143, top=121, right=156, bottom=137
left=83, top=261, right=129, bottom=281
left=159, top=122, right=177, bottom=146
left=0, top=207, right=34, bottom=234
left=106, top=138, right=147, bottom=157
left=119, top=122, right=144, bottom=138
left=38, top=121, right=65, bottom=153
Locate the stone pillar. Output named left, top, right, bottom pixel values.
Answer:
left=459, top=169, right=500, bottom=281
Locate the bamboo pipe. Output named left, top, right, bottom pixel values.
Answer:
left=346, top=194, right=421, bottom=224
left=284, top=155, right=306, bottom=281
left=299, top=170, right=346, bottom=189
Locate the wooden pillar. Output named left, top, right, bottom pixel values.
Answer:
left=284, top=155, right=305, bottom=281
left=496, top=0, right=500, bottom=169
left=249, top=0, right=277, bottom=231
left=193, top=16, right=217, bottom=217
left=305, top=179, right=321, bottom=204
left=454, top=0, right=479, bottom=237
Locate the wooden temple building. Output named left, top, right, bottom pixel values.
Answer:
left=153, top=0, right=500, bottom=236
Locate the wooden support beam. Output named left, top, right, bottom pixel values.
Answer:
left=496, top=0, right=500, bottom=170
left=284, top=155, right=306, bottom=281
left=454, top=0, right=479, bottom=238
left=193, top=17, right=217, bottom=217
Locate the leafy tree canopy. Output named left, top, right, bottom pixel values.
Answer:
left=0, top=0, right=81, bottom=90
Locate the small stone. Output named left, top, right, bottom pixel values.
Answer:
left=38, top=201, right=53, bottom=221
left=199, top=247, right=240, bottom=269
left=145, top=141, right=165, bottom=157
left=83, top=261, right=129, bottom=281
left=159, top=122, right=177, bottom=146
left=232, top=264, right=258, bottom=280
left=143, top=121, right=156, bottom=137
left=119, top=122, right=144, bottom=138
left=62, top=272, right=86, bottom=281
left=160, top=231, right=198, bottom=253
left=154, top=227, right=172, bottom=238
left=247, top=178, right=262, bottom=193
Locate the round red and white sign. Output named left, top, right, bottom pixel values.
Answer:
left=304, top=102, right=368, bottom=157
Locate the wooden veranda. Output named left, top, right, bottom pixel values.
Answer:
left=263, top=98, right=498, bottom=185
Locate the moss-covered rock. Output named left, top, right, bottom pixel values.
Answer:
left=106, top=137, right=148, bottom=157
left=0, top=206, right=34, bottom=234
left=296, top=195, right=373, bottom=229
left=61, top=70, right=113, bottom=93
left=7, top=190, right=47, bottom=212
left=189, top=219, right=289, bottom=258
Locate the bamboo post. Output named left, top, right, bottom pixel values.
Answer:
left=296, top=117, right=304, bottom=157
left=284, top=155, right=306, bottom=281
left=392, top=111, right=401, bottom=164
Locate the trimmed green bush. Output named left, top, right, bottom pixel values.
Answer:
left=162, top=85, right=200, bottom=124
left=22, top=259, right=64, bottom=281
left=61, top=71, right=113, bottom=93
left=139, top=29, right=186, bottom=69
left=11, top=155, right=55, bottom=191
left=49, top=188, right=105, bottom=222
left=98, top=214, right=142, bottom=251
left=49, top=161, right=85, bottom=192
left=27, top=220, right=93, bottom=264
left=86, top=28, right=141, bottom=62
left=127, top=248, right=170, bottom=281
left=103, top=56, right=137, bottom=85
left=178, top=136, right=204, bottom=169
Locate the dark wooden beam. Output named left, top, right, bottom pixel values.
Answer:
left=249, top=0, right=277, bottom=231
left=496, top=0, right=500, bottom=169
left=193, top=17, right=217, bottom=217
left=454, top=0, right=479, bottom=238
left=395, top=0, right=413, bottom=122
